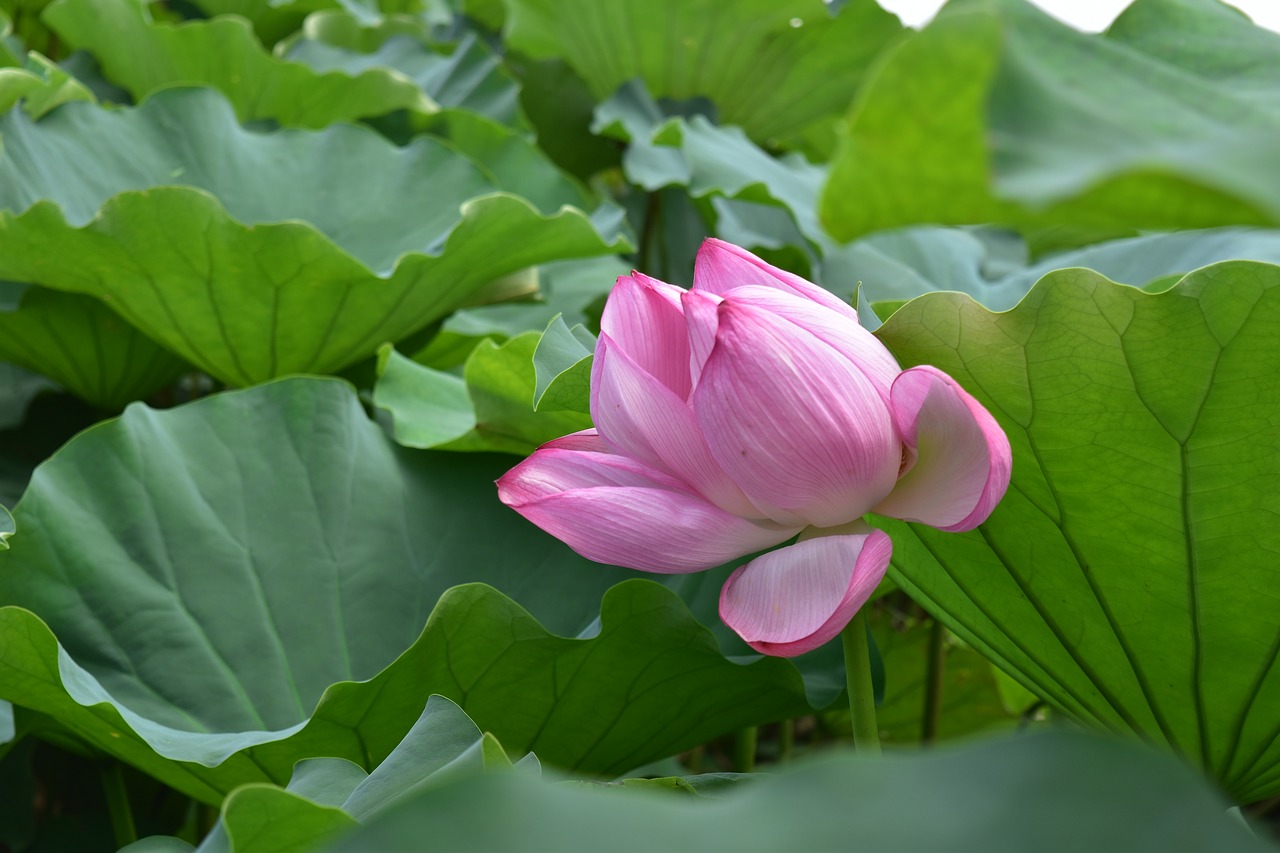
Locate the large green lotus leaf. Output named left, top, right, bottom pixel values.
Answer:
left=874, top=262, right=1280, bottom=803
left=0, top=378, right=811, bottom=802
left=0, top=89, right=626, bottom=386
left=43, top=0, right=437, bottom=128
left=504, top=0, right=902, bottom=150
left=0, top=286, right=186, bottom=410
left=326, top=731, right=1271, bottom=852
left=822, top=0, right=1280, bottom=240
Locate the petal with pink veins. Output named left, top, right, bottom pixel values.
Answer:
left=719, top=285, right=900, bottom=399
left=681, top=288, right=721, bottom=388
left=693, top=299, right=901, bottom=527
left=497, top=432, right=799, bottom=573
left=590, top=340, right=763, bottom=518
left=873, top=365, right=1012, bottom=531
left=599, top=272, right=692, bottom=398
left=692, top=239, right=859, bottom=322
left=719, top=522, right=893, bottom=657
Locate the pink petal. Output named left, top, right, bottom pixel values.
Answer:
left=681, top=288, right=721, bottom=388
left=692, top=239, right=859, bottom=322
left=873, top=365, right=1012, bottom=532
left=598, top=273, right=692, bottom=399
left=692, top=299, right=901, bottom=528
left=590, top=339, right=763, bottom=518
left=497, top=434, right=798, bottom=573
left=719, top=523, right=892, bottom=657
left=717, top=284, right=900, bottom=399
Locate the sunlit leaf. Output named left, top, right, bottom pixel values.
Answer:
left=822, top=0, right=1280, bottom=239
left=875, top=261, right=1280, bottom=802
left=45, top=0, right=436, bottom=128
left=506, top=0, right=902, bottom=150
left=0, top=88, right=626, bottom=386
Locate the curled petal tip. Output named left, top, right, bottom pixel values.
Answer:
left=875, top=366, right=1012, bottom=532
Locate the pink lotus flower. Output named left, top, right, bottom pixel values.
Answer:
left=498, top=240, right=1011, bottom=657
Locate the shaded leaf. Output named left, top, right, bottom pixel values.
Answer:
left=326, top=731, right=1271, bottom=852
left=0, top=287, right=186, bottom=410
left=0, top=362, right=54, bottom=430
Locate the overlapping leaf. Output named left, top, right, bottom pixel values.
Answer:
left=505, top=0, right=902, bottom=151
left=822, top=0, right=1280, bottom=239
left=0, top=88, right=626, bottom=386
left=875, top=262, right=1280, bottom=802
left=325, top=731, right=1268, bottom=852
left=0, top=379, right=811, bottom=803
left=44, top=0, right=437, bottom=127
left=0, top=287, right=186, bottom=410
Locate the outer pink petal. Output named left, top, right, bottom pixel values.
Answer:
left=692, top=299, right=901, bottom=528
left=718, top=284, right=900, bottom=399
left=599, top=272, right=692, bottom=399
left=719, top=524, right=892, bottom=657
left=873, top=365, right=1012, bottom=531
left=497, top=435, right=798, bottom=573
left=590, top=339, right=763, bottom=518
left=692, top=239, right=859, bottom=322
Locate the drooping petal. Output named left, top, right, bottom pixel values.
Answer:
left=598, top=272, right=692, bottom=399
left=693, top=299, right=901, bottom=528
left=692, top=238, right=859, bottom=322
left=497, top=433, right=798, bottom=573
left=718, top=284, right=900, bottom=399
left=873, top=365, right=1012, bottom=531
left=719, top=522, right=892, bottom=657
left=590, top=339, right=764, bottom=518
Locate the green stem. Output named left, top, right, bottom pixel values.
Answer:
left=921, top=617, right=946, bottom=744
left=733, top=726, right=758, bottom=772
left=842, top=610, right=881, bottom=755
left=777, top=718, right=795, bottom=763
left=99, top=762, right=137, bottom=849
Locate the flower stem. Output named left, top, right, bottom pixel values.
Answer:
left=842, top=610, right=881, bottom=755
left=99, top=762, right=137, bottom=849
left=921, top=616, right=946, bottom=744
left=777, top=717, right=795, bottom=763
left=734, top=725, right=758, bottom=772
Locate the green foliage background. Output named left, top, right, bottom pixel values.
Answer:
left=0, top=0, right=1277, bottom=849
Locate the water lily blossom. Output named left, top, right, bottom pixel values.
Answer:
left=498, top=239, right=1011, bottom=657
